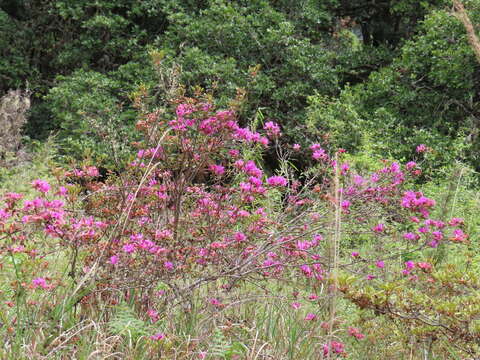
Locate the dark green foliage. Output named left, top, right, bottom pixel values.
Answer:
left=160, top=0, right=339, bottom=138
left=1, top=0, right=168, bottom=141
left=0, top=9, right=33, bottom=92
left=307, top=4, right=480, bottom=174
left=45, top=64, right=154, bottom=165
left=3, top=0, right=480, bottom=175
left=330, top=0, right=447, bottom=47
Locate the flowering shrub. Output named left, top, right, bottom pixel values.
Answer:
left=0, top=94, right=476, bottom=358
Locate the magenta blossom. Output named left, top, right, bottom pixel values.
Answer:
left=291, top=302, right=302, bottom=310
left=452, top=229, right=468, bottom=242
left=372, top=223, right=385, bottom=233
left=341, top=200, right=351, bottom=210
left=428, top=240, right=439, bottom=248
left=416, top=144, right=427, bottom=153
left=323, top=341, right=346, bottom=356
left=110, top=255, right=119, bottom=265
left=312, top=149, right=327, bottom=161
left=150, top=333, right=166, bottom=341
left=209, top=164, right=225, bottom=176
left=32, top=179, right=50, bottom=193
left=32, top=277, right=48, bottom=289
left=348, top=327, right=365, bottom=340
left=122, top=243, right=135, bottom=254
left=266, top=176, right=288, bottom=187
left=406, top=161, right=417, bottom=170
left=147, top=309, right=159, bottom=322
left=405, top=261, right=415, bottom=270
left=449, top=217, right=464, bottom=226
left=209, top=298, right=222, bottom=307
left=417, top=262, right=432, bottom=270
left=403, top=232, right=419, bottom=241
left=263, top=121, right=281, bottom=137
left=164, top=261, right=174, bottom=271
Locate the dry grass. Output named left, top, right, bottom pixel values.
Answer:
left=0, top=89, right=31, bottom=167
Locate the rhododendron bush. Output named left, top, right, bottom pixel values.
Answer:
left=0, top=95, right=478, bottom=358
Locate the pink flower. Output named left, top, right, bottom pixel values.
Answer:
left=323, top=341, right=346, bottom=356
left=403, top=232, right=419, bottom=241
left=331, top=341, right=345, bottom=354
left=296, top=240, right=311, bottom=251
left=304, top=313, right=317, bottom=321
left=291, top=302, right=302, bottom=309
left=263, top=121, right=281, bottom=137
left=10, top=245, right=25, bottom=253
left=417, top=262, right=432, bottom=270
left=418, top=226, right=428, bottom=234
left=353, top=175, right=364, bottom=185
left=340, top=162, right=349, bottom=174
left=164, top=261, right=174, bottom=271
left=406, top=161, right=417, bottom=170
left=266, top=176, right=288, bottom=187
left=293, top=144, right=301, bottom=151
left=228, top=149, right=240, bottom=158
left=234, top=232, right=247, bottom=242
left=122, top=243, right=135, bottom=254
left=267, top=251, right=277, bottom=258
left=452, top=229, right=468, bottom=242
left=150, top=333, right=166, bottom=341
left=372, top=223, right=385, bottom=233
left=32, top=277, right=48, bottom=289
left=323, top=344, right=330, bottom=357
left=249, top=176, right=263, bottom=186
left=110, top=255, right=119, bottom=265
left=209, top=164, right=225, bottom=176
left=32, top=179, right=50, bottom=193
left=176, top=103, right=193, bottom=117
left=341, top=200, right=351, bottom=210
left=209, top=298, right=222, bottom=307
left=351, top=251, right=360, bottom=258
left=416, top=144, right=427, bottom=153
left=243, top=160, right=262, bottom=177
left=147, top=309, right=159, bottom=322
left=348, top=327, right=365, bottom=340
left=5, top=192, right=23, bottom=201
left=85, top=166, right=100, bottom=177
left=449, top=217, right=464, bottom=226
left=312, top=149, right=327, bottom=161
left=375, top=261, right=385, bottom=269
left=405, top=261, right=415, bottom=270
left=57, top=186, right=68, bottom=196
left=300, top=265, right=313, bottom=277
left=428, top=240, right=439, bottom=248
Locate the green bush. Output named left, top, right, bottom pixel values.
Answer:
left=307, top=4, right=480, bottom=174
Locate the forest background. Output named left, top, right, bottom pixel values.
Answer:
left=1, top=0, right=480, bottom=359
